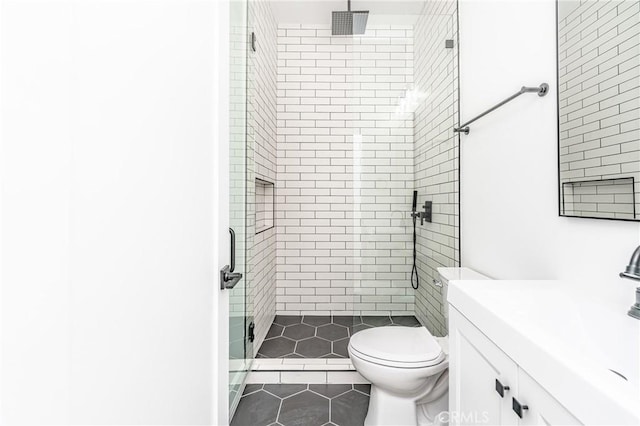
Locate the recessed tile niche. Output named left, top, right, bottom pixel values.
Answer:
left=255, top=178, right=274, bottom=233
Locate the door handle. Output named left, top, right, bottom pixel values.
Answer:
left=220, top=265, right=242, bottom=290
left=220, top=227, right=242, bottom=290
left=229, top=228, right=236, bottom=272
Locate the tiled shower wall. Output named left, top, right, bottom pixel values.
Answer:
left=247, top=0, right=278, bottom=354
left=275, top=25, right=416, bottom=316
left=413, top=0, right=460, bottom=336
left=558, top=0, right=640, bottom=219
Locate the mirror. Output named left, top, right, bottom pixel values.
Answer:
left=557, top=0, right=640, bottom=221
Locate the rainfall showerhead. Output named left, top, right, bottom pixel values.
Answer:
left=332, top=0, right=369, bottom=36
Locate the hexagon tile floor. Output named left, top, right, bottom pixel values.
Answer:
left=230, top=383, right=370, bottom=426
left=257, top=315, right=421, bottom=358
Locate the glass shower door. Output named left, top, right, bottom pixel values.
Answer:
left=229, top=0, right=252, bottom=417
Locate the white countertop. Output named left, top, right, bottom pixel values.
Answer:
left=448, top=279, right=640, bottom=425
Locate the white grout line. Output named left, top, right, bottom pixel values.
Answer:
left=252, top=357, right=354, bottom=372
left=247, top=370, right=369, bottom=385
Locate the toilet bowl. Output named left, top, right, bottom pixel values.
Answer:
left=348, top=326, right=448, bottom=426
left=349, top=267, right=490, bottom=426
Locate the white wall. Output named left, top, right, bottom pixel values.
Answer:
left=1, top=1, right=225, bottom=424
left=459, top=0, right=640, bottom=306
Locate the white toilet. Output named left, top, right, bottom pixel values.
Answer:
left=348, top=267, right=490, bottom=426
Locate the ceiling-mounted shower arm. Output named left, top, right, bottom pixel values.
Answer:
left=454, top=83, right=549, bottom=135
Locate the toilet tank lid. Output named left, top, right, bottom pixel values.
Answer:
left=437, top=267, right=490, bottom=285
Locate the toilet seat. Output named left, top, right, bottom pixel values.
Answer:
left=349, top=326, right=446, bottom=369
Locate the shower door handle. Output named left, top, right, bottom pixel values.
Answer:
left=220, top=227, right=243, bottom=290
left=220, top=265, right=242, bottom=290
left=229, top=228, right=237, bottom=272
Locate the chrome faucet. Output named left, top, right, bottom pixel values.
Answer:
left=620, top=245, right=640, bottom=320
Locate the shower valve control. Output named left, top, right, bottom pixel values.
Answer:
left=411, top=201, right=433, bottom=225
left=420, top=201, right=432, bottom=225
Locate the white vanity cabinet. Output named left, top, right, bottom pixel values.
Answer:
left=449, top=306, right=581, bottom=426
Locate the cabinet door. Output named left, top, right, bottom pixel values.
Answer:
left=449, top=307, right=519, bottom=426
left=516, top=370, right=582, bottom=426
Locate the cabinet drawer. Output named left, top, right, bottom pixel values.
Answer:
left=517, top=369, right=581, bottom=426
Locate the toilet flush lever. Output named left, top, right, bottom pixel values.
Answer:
left=433, top=279, right=443, bottom=287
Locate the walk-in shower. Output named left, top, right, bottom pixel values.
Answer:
left=228, top=0, right=461, bottom=421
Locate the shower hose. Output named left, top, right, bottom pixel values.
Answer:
left=411, top=213, right=419, bottom=290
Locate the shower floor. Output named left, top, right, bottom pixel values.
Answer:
left=257, top=315, right=421, bottom=359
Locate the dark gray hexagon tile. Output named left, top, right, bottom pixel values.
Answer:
left=391, top=316, right=421, bottom=327
left=258, top=337, right=296, bottom=357
left=263, top=384, right=307, bottom=398
left=332, top=338, right=350, bottom=358
left=273, top=315, right=302, bottom=327
left=243, top=384, right=263, bottom=395
left=332, top=315, right=361, bottom=327
left=331, top=390, right=369, bottom=426
left=309, top=384, right=352, bottom=398
left=303, top=315, right=331, bottom=327
left=278, top=390, right=329, bottom=426
left=349, top=323, right=372, bottom=336
left=231, top=390, right=280, bottom=426
left=266, top=323, right=284, bottom=339
left=353, top=384, right=371, bottom=395
left=283, top=353, right=304, bottom=358
left=283, top=323, right=315, bottom=340
left=295, top=337, right=332, bottom=358
left=316, top=324, right=349, bottom=341
left=361, top=316, right=391, bottom=327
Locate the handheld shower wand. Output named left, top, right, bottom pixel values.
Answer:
left=412, top=190, right=417, bottom=213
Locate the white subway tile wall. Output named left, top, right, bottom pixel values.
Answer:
left=558, top=0, right=640, bottom=219
left=275, top=24, right=416, bottom=316
left=247, top=0, right=278, bottom=355
left=413, top=1, right=460, bottom=336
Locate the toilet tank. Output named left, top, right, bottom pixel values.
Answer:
left=436, top=267, right=490, bottom=322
